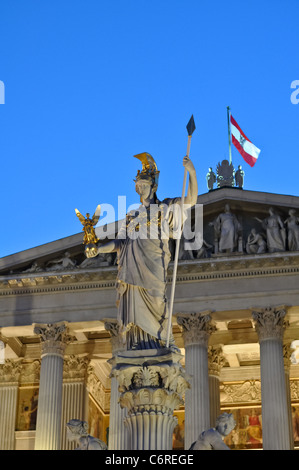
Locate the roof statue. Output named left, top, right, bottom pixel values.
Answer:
left=216, top=159, right=235, bottom=188
left=206, top=160, right=245, bottom=190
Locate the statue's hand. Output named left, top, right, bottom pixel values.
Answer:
left=183, top=155, right=195, bottom=173
left=85, top=246, right=99, bottom=258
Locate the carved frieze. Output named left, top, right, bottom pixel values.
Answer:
left=220, top=379, right=261, bottom=404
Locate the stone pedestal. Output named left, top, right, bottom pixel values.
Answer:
left=208, top=345, right=225, bottom=428
left=177, top=312, right=216, bottom=450
left=105, top=320, right=129, bottom=450
left=34, top=322, right=68, bottom=450
left=111, top=348, right=190, bottom=450
left=252, top=307, right=291, bottom=450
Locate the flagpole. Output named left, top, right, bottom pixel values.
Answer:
left=166, top=115, right=195, bottom=348
left=227, top=106, right=232, bottom=164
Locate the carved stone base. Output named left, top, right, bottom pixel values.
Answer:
left=110, top=348, right=190, bottom=450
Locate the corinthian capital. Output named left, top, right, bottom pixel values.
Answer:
left=208, top=345, right=225, bottom=376
left=252, top=307, right=288, bottom=342
left=176, top=312, right=216, bottom=348
left=34, top=321, right=69, bottom=357
left=104, top=319, right=126, bottom=354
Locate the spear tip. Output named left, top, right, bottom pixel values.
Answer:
left=186, top=115, right=196, bottom=136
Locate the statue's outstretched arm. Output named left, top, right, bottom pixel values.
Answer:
left=183, top=156, right=198, bottom=207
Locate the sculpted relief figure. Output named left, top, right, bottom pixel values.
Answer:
left=66, top=419, right=107, bottom=450
left=46, top=252, right=77, bottom=271
left=285, top=209, right=299, bottom=251
left=255, top=208, right=286, bottom=253
left=86, top=153, right=198, bottom=350
left=210, top=204, right=242, bottom=253
left=189, top=412, right=236, bottom=450
left=246, top=228, right=266, bottom=254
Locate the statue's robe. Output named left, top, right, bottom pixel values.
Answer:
left=115, top=198, right=183, bottom=349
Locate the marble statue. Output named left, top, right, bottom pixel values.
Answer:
left=285, top=209, right=299, bottom=251
left=85, top=153, right=198, bottom=350
left=66, top=419, right=107, bottom=450
left=235, top=165, right=245, bottom=189
left=206, top=167, right=216, bottom=191
left=189, top=412, right=236, bottom=450
left=246, top=228, right=266, bottom=254
left=255, top=208, right=286, bottom=253
left=210, top=204, right=242, bottom=253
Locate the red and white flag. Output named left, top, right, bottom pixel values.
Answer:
left=230, top=115, right=260, bottom=167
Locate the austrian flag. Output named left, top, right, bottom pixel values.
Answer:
left=230, top=115, right=261, bottom=167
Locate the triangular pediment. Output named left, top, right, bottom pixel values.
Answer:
left=1, top=187, right=299, bottom=276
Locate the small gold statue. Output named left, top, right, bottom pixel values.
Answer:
left=75, top=205, right=101, bottom=257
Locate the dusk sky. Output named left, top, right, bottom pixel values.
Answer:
left=0, top=0, right=299, bottom=258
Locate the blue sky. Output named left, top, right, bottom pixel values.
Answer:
left=0, top=0, right=299, bottom=258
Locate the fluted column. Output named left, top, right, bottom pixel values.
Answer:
left=252, top=307, right=291, bottom=450
left=176, top=312, right=216, bottom=450
left=104, top=320, right=128, bottom=450
left=61, top=355, right=89, bottom=450
left=34, top=322, right=68, bottom=450
left=283, top=343, right=294, bottom=450
left=0, top=359, right=21, bottom=450
left=208, top=345, right=225, bottom=428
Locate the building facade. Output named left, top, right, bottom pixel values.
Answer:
left=1, top=186, right=299, bottom=450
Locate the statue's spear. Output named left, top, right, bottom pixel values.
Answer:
left=166, top=115, right=196, bottom=348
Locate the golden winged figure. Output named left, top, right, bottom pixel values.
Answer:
left=75, top=205, right=101, bottom=256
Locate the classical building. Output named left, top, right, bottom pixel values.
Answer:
left=1, top=184, right=299, bottom=450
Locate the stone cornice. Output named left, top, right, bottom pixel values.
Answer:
left=1, top=252, right=299, bottom=296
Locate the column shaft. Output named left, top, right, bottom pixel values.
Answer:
left=35, top=353, right=64, bottom=449
left=253, top=307, right=291, bottom=450
left=185, top=343, right=210, bottom=448
left=177, top=312, right=216, bottom=450
left=0, top=384, right=18, bottom=449
left=260, top=339, right=290, bottom=449
left=34, top=322, right=68, bottom=450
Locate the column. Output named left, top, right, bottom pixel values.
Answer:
left=0, top=359, right=21, bottom=450
left=34, top=322, right=68, bottom=450
left=60, top=355, right=89, bottom=450
left=283, top=343, right=294, bottom=450
left=208, top=345, right=225, bottom=428
left=176, top=312, right=216, bottom=450
left=104, top=320, right=128, bottom=450
left=252, top=307, right=291, bottom=450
